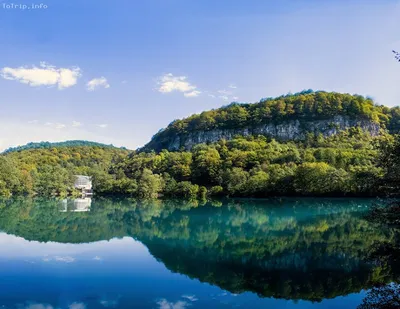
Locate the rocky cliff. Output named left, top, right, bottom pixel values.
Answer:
left=145, top=115, right=381, bottom=151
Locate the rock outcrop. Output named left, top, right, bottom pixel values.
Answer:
left=145, top=115, right=381, bottom=151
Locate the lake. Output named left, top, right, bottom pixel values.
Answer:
left=0, top=197, right=397, bottom=309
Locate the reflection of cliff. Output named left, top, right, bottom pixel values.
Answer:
left=145, top=242, right=375, bottom=301
left=136, top=201, right=397, bottom=301
left=0, top=198, right=398, bottom=301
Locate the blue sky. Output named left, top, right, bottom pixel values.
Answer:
left=0, top=0, right=399, bottom=150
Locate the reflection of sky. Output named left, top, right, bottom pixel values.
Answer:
left=0, top=232, right=366, bottom=308
left=0, top=233, right=149, bottom=260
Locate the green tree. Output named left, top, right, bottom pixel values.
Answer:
left=192, top=145, right=221, bottom=185
left=136, top=169, right=163, bottom=199
left=294, top=162, right=346, bottom=195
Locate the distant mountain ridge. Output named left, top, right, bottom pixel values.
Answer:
left=3, top=140, right=127, bottom=154
left=143, top=90, right=400, bottom=151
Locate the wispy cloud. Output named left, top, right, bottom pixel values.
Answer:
left=97, top=124, right=108, bottom=128
left=0, top=62, right=81, bottom=89
left=44, top=122, right=66, bottom=130
left=87, top=77, right=110, bottom=91
left=156, top=299, right=188, bottom=309
left=69, top=303, right=86, bottom=309
left=42, top=255, right=75, bottom=263
left=181, top=295, right=198, bottom=302
left=217, top=89, right=233, bottom=96
left=22, top=301, right=84, bottom=309
left=207, top=85, right=239, bottom=102
left=157, top=73, right=200, bottom=98
left=24, top=302, right=54, bottom=309
left=183, top=90, right=201, bottom=97
left=99, top=297, right=119, bottom=308
left=72, top=121, right=82, bottom=127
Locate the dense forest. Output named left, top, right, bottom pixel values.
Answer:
left=0, top=92, right=399, bottom=198
left=0, top=145, right=129, bottom=197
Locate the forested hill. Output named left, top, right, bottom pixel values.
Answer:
left=0, top=144, right=130, bottom=197
left=3, top=140, right=127, bottom=154
left=0, top=90, right=398, bottom=199
left=143, top=91, right=400, bottom=151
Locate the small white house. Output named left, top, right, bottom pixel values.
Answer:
left=74, top=175, right=93, bottom=196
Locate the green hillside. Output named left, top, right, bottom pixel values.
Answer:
left=0, top=144, right=130, bottom=197
left=144, top=91, right=400, bottom=151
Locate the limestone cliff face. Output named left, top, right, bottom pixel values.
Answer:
left=146, top=116, right=381, bottom=151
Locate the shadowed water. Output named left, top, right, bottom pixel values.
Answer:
left=0, top=197, right=398, bottom=309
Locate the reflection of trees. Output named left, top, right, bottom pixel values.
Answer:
left=0, top=197, right=397, bottom=301
left=358, top=284, right=400, bottom=309
left=358, top=201, right=400, bottom=309
left=364, top=202, right=400, bottom=226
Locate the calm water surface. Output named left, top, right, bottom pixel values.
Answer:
left=0, top=198, right=397, bottom=309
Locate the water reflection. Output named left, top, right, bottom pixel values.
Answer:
left=60, top=198, right=92, bottom=212
left=0, top=198, right=397, bottom=308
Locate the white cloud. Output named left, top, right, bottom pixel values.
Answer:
left=219, top=95, right=229, bottom=101
left=28, top=120, right=39, bottom=124
left=72, top=121, right=82, bottom=127
left=69, top=303, right=86, bottom=309
left=181, top=295, right=198, bottom=302
left=157, top=73, right=200, bottom=98
left=87, top=77, right=110, bottom=91
left=93, top=256, right=102, bottom=261
left=228, top=84, right=237, bottom=89
left=156, top=299, right=188, bottom=309
left=97, top=124, right=108, bottom=128
left=0, top=62, right=81, bottom=89
left=183, top=90, right=201, bottom=97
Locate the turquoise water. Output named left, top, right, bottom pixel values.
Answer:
left=0, top=198, right=397, bottom=308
